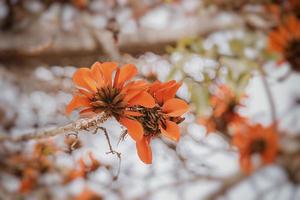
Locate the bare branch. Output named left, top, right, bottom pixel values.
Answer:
left=205, top=171, right=246, bottom=200
left=0, top=112, right=111, bottom=143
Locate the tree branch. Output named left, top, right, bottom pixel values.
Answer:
left=205, top=171, right=246, bottom=200
left=0, top=112, right=111, bottom=143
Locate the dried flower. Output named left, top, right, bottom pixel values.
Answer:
left=232, top=123, right=278, bottom=174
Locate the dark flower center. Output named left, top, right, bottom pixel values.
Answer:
left=90, top=85, right=126, bottom=117
left=134, top=106, right=166, bottom=137
left=250, top=138, right=267, bottom=154
left=285, top=39, right=300, bottom=72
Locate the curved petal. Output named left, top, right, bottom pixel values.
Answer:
left=100, top=62, right=118, bottom=86
left=128, top=91, right=155, bottom=108
left=162, top=98, right=189, bottom=117
left=122, top=80, right=148, bottom=94
left=160, top=120, right=180, bottom=142
left=73, top=68, right=97, bottom=92
left=136, top=136, right=152, bottom=164
left=119, top=117, right=143, bottom=142
left=79, top=108, right=96, bottom=118
left=66, top=95, right=91, bottom=115
left=114, top=64, right=137, bottom=88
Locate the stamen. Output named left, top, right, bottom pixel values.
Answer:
left=90, top=86, right=125, bottom=117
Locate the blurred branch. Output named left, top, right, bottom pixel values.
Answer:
left=134, top=174, right=226, bottom=200
left=0, top=12, right=244, bottom=66
left=0, top=112, right=111, bottom=143
left=205, top=171, right=246, bottom=200
left=258, top=65, right=277, bottom=126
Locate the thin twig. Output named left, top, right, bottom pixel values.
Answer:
left=0, top=112, right=111, bottom=143
left=98, top=127, right=122, bottom=180
left=258, top=65, right=277, bottom=126
left=205, top=171, right=246, bottom=200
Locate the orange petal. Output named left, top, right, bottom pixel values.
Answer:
left=149, top=80, right=178, bottom=104
left=119, top=117, right=143, bottom=141
left=162, top=82, right=181, bottom=102
left=77, top=88, right=93, bottom=99
left=128, top=91, right=155, bottom=108
left=122, top=81, right=149, bottom=104
left=91, top=62, right=105, bottom=88
left=160, top=120, right=180, bottom=142
left=136, top=136, right=152, bottom=164
left=123, top=110, right=144, bottom=117
left=122, top=80, right=148, bottom=94
left=114, top=64, right=137, bottom=88
left=79, top=108, right=96, bottom=118
left=66, top=95, right=91, bottom=115
left=100, top=62, right=118, bottom=86
left=162, top=98, right=189, bottom=117
left=73, top=68, right=97, bottom=92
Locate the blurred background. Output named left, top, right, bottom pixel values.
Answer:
left=0, top=0, right=300, bottom=200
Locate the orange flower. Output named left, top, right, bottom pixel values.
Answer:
left=198, top=85, right=245, bottom=135
left=210, top=85, right=239, bottom=119
left=130, top=80, right=189, bottom=164
left=268, top=16, right=300, bottom=72
left=66, top=62, right=155, bottom=142
left=232, top=123, right=278, bottom=174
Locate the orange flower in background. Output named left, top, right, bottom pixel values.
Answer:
left=72, top=0, right=89, bottom=9
left=265, top=0, right=300, bottom=20
left=131, top=80, right=189, bottom=164
left=64, top=152, right=100, bottom=183
left=66, top=62, right=155, bottom=142
left=289, top=0, right=300, bottom=18
left=232, top=123, right=278, bottom=174
left=19, top=168, right=38, bottom=193
left=198, top=84, right=245, bottom=135
left=268, top=16, right=300, bottom=72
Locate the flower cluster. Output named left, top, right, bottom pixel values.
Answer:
left=0, top=141, right=103, bottom=195
left=66, top=62, right=189, bottom=164
left=198, top=84, right=278, bottom=173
